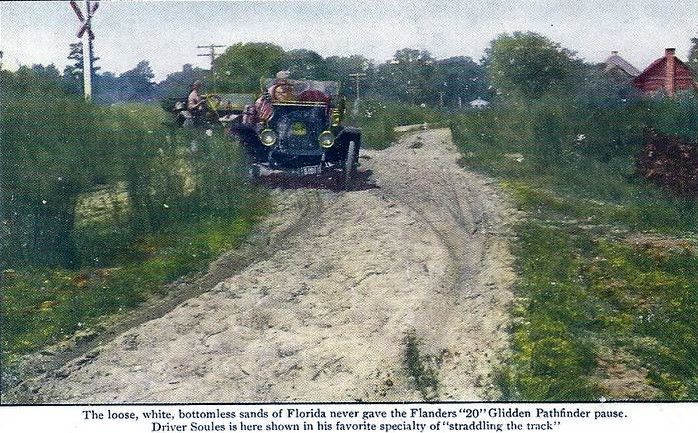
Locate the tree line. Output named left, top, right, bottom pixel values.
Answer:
left=18, top=35, right=698, bottom=109
left=28, top=41, right=491, bottom=107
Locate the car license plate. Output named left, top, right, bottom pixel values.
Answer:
left=300, top=165, right=321, bottom=175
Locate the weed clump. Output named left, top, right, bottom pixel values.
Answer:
left=403, top=330, right=439, bottom=401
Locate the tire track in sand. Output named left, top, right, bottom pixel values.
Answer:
left=8, top=128, right=515, bottom=403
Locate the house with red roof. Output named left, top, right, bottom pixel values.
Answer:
left=633, top=48, right=697, bottom=96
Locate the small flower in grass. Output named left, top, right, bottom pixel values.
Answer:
left=163, top=203, right=170, bottom=209
left=576, top=134, right=586, bottom=142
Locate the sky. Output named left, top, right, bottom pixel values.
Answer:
left=1, top=0, right=697, bottom=81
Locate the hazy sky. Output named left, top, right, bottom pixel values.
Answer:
left=1, top=0, right=697, bottom=81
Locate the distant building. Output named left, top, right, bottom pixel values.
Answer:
left=633, top=48, right=697, bottom=96
left=603, top=51, right=641, bottom=79
left=469, top=98, right=489, bottom=109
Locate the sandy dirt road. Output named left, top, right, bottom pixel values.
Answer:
left=10, top=128, right=515, bottom=403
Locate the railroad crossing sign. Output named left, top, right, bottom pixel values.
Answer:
left=71, top=0, right=98, bottom=39
left=70, top=1, right=99, bottom=101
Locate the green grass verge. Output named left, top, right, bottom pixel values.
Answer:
left=451, top=103, right=698, bottom=400
left=499, top=217, right=698, bottom=400
left=1, top=204, right=268, bottom=365
left=1, top=100, right=270, bottom=367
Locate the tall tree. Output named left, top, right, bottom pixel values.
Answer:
left=375, top=48, right=436, bottom=104
left=214, top=42, right=286, bottom=92
left=62, top=42, right=100, bottom=95
left=118, top=60, right=156, bottom=101
left=325, top=55, right=374, bottom=98
left=688, top=37, right=698, bottom=73
left=30, top=64, right=61, bottom=81
left=281, top=49, right=328, bottom=80
left=156, top=63, right=210, bottom=99
left=433, top=56, right=488, bottom=107
left=483, top=31, right=582, bottom=98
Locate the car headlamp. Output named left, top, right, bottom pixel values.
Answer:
left=318, top=130, right=334, bottom=148
left=259, top=129, right=277, bottom=146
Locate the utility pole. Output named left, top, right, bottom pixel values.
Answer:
left=197, top=44, right=226, bottom=89
left=70, top=1, right=99, bottom=102
left=348, top=72, right=367, bottom=100
left=348, top=72, right=367, bottom=115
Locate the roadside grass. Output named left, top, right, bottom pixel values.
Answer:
left=1, top=197, right=268, bottom=366
left=451, top=100, right=698, bottom=400
left=1, top=102, right=270, bottom=373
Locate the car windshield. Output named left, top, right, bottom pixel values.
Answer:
left=261, top=78, right=340, bottom=98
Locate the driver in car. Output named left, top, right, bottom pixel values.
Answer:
left=187, top=80, right=206, bottom=115
left=269, top=71, right=295, bottom=101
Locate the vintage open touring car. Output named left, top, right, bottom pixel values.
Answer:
left=163, top=92, right=256, bottom=129
left=229, top=77, right=362, bottom=189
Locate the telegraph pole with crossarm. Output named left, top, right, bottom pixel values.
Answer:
left=348, top=72, right=367, bottom=115
left=348, top=72, right=367, bottom=101
left=197, top=44, right=226, bottom=89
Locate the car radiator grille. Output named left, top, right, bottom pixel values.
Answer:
left=279, top=133, right=317, bottom=151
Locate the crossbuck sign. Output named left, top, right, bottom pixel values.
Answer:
left=70, top=1, right=99, bottom=101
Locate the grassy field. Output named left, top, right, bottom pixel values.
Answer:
left=451, top=99, right=698, bottom=400
left=1, top=102, right=270, bottom=371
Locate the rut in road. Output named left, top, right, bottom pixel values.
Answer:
left=13, top=128, right=515, bottom=402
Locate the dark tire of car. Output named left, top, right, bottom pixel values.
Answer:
left=343, top=140, right=357, bottom=190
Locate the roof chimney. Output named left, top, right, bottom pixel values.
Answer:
left=611, top=50, right=619, bottom=56
left=665, top=48, right=676, bottom=97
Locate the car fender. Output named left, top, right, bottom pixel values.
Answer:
left=336, top=127, right=361, bottom=143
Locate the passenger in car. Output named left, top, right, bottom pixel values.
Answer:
left=269, top=71, right=295, bottom=102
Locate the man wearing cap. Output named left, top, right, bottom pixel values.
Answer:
left=269, top=71, right=294, bottom=101
left=188, top=80, right=206, bottom=115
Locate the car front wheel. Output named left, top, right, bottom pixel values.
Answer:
left=343, top=140, right=357, bottom=190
